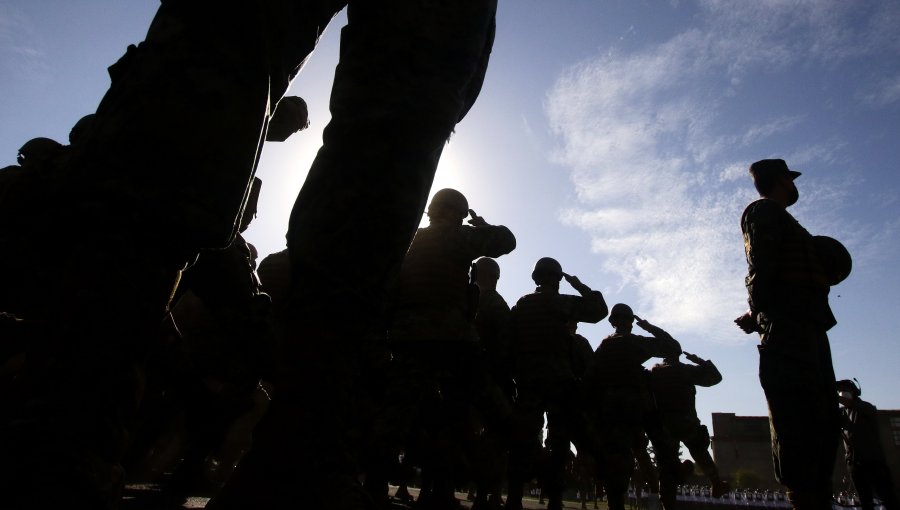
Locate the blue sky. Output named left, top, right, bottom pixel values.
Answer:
left=2, top=0, right=899, bottom=437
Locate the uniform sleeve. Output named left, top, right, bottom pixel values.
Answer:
left=635, top=324, right=681, bottom=359
left=687, top=360, right=722, bottom=387
left=463, top=224, right=516, bottom=259
left=564, top=291, right=607, bottom=324
left=742, top=199, right=786, bottom=317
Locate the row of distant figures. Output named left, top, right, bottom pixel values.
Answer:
left=624, top=488, right=884, bottom=510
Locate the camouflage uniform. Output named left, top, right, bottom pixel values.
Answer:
left=506, top=285, right=608, bottom=510
left=649, top=356, right=725, bottom=489
left=1, top=0, right=498, bottom=508
left=470, top=285, right=514, bottom=510
left=588, top=322, right=681, bottom=510
left=370, top=214, right=515, bottom=508
left=742, top=197, right=841, bottom=509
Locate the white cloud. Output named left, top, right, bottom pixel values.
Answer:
left=857, top=74, right=900, bottom=108
left=546, top=0, right=899, bottom=344
left=0, top=4, right=46, bottom=75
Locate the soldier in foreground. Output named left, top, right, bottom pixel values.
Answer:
left=506, top=257, right=608, bottom=510
left=649, top=351, right=729, bottom=498
left=735, top=159, right=849, bottom=510
left=0, top=2, right=499, bottom=508
left=835, top=379, right=899, bottom=510
left=587, top=304, right=681, bottom=510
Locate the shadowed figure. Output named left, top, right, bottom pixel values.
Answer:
left=735, top=159, right=850, bottom=510
left=585, top=304, right=681, bottom=510
left=0, top=2, right=498, bottom=508
left=835, top=379, right=899, bottom=510
left=505, top=257, right=608, bottom=510
left=365, top=190, right=515, bottom=510
left=649, top=351, right=729, bottom=498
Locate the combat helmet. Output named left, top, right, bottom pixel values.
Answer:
left=266, top=96, right=310, bottom=142
left=609, top=303, right=634, bottom=321
left=814, top=235, right=852, bottom=286
left=427, top=188, right=469, bottom=220
left=17, top=137, right=64, bottom=169
left=531, top=257, right=563, bottom=285
left=835, top=378, right=861, bottom=397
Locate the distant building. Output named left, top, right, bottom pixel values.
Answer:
left=711, top=410, right=900, bottom=496
left=710, top=413, right=779, bottom=490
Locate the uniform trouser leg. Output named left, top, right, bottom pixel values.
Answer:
left=853, top=461, right=900, bottom=510
left=681, top=423, right=720, bottom=482
left=759, top=325, right=840, bottom=510
left=0, top=2, right=343, bottom=508
left=211, top=2, right=497, bottom=509
left=545, top=410, right=572, bottom=509
left=506, top=396, right=545, bottom=510
left=645, top=416, right=680, bottom=510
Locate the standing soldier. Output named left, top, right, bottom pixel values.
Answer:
left=649, top=351, right=729, bottom=497
left=735, top=159, right=849, bottom=510
left=506, top=257, right=608, bottom=510
left=372, top=189, right=516, bottom=510
left=587, top=304, right=681, bottom=510
left=835, top=379, right=899, bottom=510
left=470, top=256, right=514, bottom=510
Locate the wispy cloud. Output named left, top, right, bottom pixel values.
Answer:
left=546, top=0, right=900, bottom=343
left=0, top=4, right=47, bottom=76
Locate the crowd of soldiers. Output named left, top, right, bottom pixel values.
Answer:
left=0, top=2, right=892, bottom=510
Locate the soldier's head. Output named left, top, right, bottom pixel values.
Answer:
left=17, top=137, right=64, bottom=170
left=531, top=257, right=563, bottom=287
left=266, top=96, right=310, bottom=142
left=427, top=188, right=469, bottom=224
left=69, top=114, right=96, bottom=145
left=835, top=379, right=861, bottom=402
left=609, top=303, right=634, bottom=331
left=749, top=159, right=800, bottom=207
left=475, top=257, right=500, bottom=290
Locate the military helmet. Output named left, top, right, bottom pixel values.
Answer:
left=609, top=303, right=634, bottom=320
left=17, top=137, right=64, bottom=168
left=475, top=257, right=500, bottom=279
left=266, top=96, right=310, bottom=142
left=69, top=114, right=96, bottom=145
left=814, top=236, right=852, bottom=286
left=531, top=257, right=563, bottom=284
left=835, top=379, right=861, bottom=397
left=427, top=188, right=469, bottom=219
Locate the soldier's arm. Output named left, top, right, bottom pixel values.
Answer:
left=742, top=199, right=785, bottom=319
left=563, top=274, right=609, bottom=323
left=634, top=318, right=681, bottom=358
left=464, top=222, right=516, bottom=259
left=685, top=357, right=723, bottom=387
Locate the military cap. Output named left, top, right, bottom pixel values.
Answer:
left=749, top=159, right=801, bottom=181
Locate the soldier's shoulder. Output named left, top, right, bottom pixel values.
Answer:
left=742, top=198, right=785, bottom=227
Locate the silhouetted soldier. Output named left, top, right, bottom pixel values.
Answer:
left=1, top=0, right=497, bottom=504
left=735, top=159, right=849, bottom=510
left=368, top=189, right=515, bottom=510
left=506, top=257, right=608, bottom=510
left=587, top=304, right=681, bottom=510
left=835, top=379, right=899, bottom=510
left=649, top=351, right=729, bottom=497
left=470, top=256, right=514, bottom=510
left=160, top=177, right=274, bottom=505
